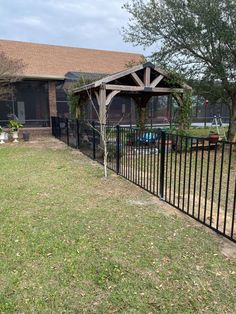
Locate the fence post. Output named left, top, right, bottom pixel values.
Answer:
left=92, top=121, right=96, bottom=160
left=76, top=119, right=80, bottom=149
left=116, top=125, right=120, bottom=174
left=159, top=130, right=166, bottom=199
left=66, top=118, right=69, bottom=145
left=57, top=117, right=61, bottom=139
left=54, top=116, right=58, bottom=138
left=51, top=117, right=54, bottom=136
left=57, top=117, right=60, bottom=139
left=54, top=117, right=57, bottom=137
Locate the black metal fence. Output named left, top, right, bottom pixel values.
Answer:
left=52, top=117, right=236, bottom=243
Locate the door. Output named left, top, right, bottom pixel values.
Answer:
left=17, top=101, right=25, bottom=124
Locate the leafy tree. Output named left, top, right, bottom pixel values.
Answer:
left=0, top=51, right=24, bottom=100
left=122, top=0, right=236, bottom=139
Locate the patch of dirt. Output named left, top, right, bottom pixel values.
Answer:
left=128, top=199, right=160, bottom=206
left=221, top=240, right=236, bottom=259
left=17, top=137, right=66, bottom=150
left=127, top=194, right=181, bottom=218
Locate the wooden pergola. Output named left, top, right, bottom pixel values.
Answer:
left=73, top=62, right=190, bottom=125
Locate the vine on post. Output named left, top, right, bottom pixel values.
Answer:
left=66, top=77, right=94, bottom=118
left=167, top=71, right=192, bottom=134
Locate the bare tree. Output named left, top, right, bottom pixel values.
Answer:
left=69, top=77, right=124, bottom=178
left=0, top=51, right=24, bottom=100
left=85, top=86, right=124, bottom=178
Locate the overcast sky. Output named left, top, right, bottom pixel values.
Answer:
left=0, top=0, right=151, bottom=56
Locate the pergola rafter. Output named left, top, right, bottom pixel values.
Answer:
left=73, top=62, right=191, bottom=125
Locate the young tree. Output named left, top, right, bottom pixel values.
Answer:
left=122, top=0, right=236, bottom=139
left=68, top=77, right=124, bottom=178
left=0, top=51, right=24, bottom=100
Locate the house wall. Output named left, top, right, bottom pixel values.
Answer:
left=48, top=81, right=57, bottom=117
left=1, top=78, right=229, bottom=129
left=0, top=79, right=70, bottom=127
left=56, top=81, right=69, bottom=118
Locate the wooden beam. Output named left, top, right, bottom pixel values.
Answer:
left=106, top=84, right=144, bottom=91
left=150, top=75, right=164, bottom=87
left=105, top=84, right=184, bottom=93
left=105, top=90, right=120, bottom=106
left=144, top=67, right=151, bottom=86
left=154, top=66, right=169, bottom=77
left=153, top=87, right=184, bottom=93
left=131, top=72, right=144, bottom=87
left=94, top=64, right=146, bottom=87
left=74, top=82, right=95, bottom=94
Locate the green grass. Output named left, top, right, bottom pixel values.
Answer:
left=187, top=127, right=228, bottom=137
left=0, top=139, right=236, bottom=313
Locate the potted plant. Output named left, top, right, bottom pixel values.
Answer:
left=0, top=126, right=5, bottom=144
left=8, top=120, right=23, bottom=143
left=126, top=130, right=136, bottom=146
left=208, top=131, right=219, bottom=143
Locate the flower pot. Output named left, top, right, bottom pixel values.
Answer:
left=23, top=132, right=30, bottom=141
left=12, top=131, right=19, bottom=143
left=0, top=133, right=5, bottom=144
left=209, top=134, right=219, bottom=143
left=127, top=139, right=134, bottom=146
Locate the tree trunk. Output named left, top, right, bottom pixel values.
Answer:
left=100, top=124, right=108, bottom=178
left=103, top=137, right=108, bottom=178
left=229, top=95, right=236, bottom=141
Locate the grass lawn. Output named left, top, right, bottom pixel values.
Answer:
left=187, top=127, right=228, bottom=137
left=0, top=139, right=236, bottom=313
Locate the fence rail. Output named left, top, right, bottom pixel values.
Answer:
left=52, top=117, right=236, bottom=243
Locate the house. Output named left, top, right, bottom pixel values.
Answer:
left=0, top=39, right=143, bottom=128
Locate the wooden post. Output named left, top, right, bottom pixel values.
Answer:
left=144, top=67, right=151, bottom=87
left=140, top=105, right=146, bottom=130
left=131, top=98, right=136, bottom=126
left=137, top=95, right=152, bottom=130
left=99, top=84, right=106, bottom=125
left=99, top=84, right=108, bottom=177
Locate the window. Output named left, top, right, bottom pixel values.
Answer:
left=14, top=80, right=50, bottom=126
left=56, top=81, right=69, bottom=117
left=0, top=100, right=14, bottom=126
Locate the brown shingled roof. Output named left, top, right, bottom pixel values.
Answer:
left=0, top=39, right=143, bottom=79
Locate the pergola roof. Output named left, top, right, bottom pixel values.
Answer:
left=73, top=62, right=191, bottom=95
left=72, top=62, right=192, bottom=125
